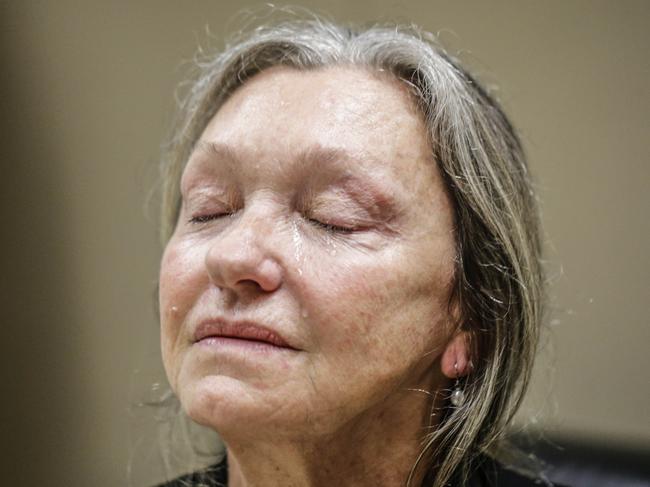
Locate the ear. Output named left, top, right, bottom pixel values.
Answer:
left=440, top=331, right=472, bottom=379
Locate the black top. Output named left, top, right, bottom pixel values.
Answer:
left=156, top=455, right=569, bottom=487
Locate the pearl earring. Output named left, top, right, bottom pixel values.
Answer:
left=450, top=362, right=465, bottom=407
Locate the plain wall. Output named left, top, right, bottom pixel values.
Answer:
left=2, top=1, right=648, bottom=485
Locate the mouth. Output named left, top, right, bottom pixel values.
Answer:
left=193, top=319, right=297, bottom=350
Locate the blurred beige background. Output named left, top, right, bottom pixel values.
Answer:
left=2, top=1, right=648, bottom=486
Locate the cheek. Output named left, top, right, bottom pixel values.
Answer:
left=307, top=258, right=381, bottom=335
left=159, top=240, right=208, bottom=384
left=304, top=246, right=455, bottom=361
left=304, top=259, right=395, bottom=344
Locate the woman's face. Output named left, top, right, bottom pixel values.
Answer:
left=159, top=66, right=458, bottom=441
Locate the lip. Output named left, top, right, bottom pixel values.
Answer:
left=192, top=318, right=297, bottom=350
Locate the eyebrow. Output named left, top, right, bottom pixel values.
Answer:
left=187, top=140, right=403, bottom=215
left=189, top=140, right=242, bottom=174
left=192, top=140, right=394, bottom=182
left=191, top=140, right=379, bottom=171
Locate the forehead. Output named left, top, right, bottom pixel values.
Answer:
left=212, top=65, right=422, bottom=131
left=188, top=66, right=437, bottom=194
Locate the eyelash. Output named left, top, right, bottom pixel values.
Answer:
left=187, top=212, right=355, bottom=234
left=188, top=212, right=230, bottom=224
left=307, top=218, right=355, bottom=234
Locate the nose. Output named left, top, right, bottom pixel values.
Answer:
left=204, top=212, right=284, bottom=296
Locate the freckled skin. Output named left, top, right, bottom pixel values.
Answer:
left=159, top=67, right=461, bottom=486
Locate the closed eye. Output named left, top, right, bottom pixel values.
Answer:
left=307, top=218, right=355, bottom=234
left=189, top=212, right=231, bottom=224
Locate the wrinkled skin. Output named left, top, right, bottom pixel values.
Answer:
left=159, top=66, right=468, bottom=486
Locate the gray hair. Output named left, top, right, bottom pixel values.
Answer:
left=159, top=12, right=544, bottom=487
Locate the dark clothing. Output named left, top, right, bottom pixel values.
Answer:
left=156, top=455, right=569, bottom=486
left=156, top=459, right=228, bottom=487
left=467, top=456, right=568, bottom=486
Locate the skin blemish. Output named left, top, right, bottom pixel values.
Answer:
left=168, top=305, right=179, bottom=320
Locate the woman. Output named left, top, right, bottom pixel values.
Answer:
left=155, top=15, right=562, bottom=487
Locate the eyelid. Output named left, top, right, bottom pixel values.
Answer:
left=182, top=185, right=241, bottom=226
left=188, top=211, right=231, bottom=224
left=306, top=217, right=356, bottom=234
left=184, top=197, right=236, bottom=225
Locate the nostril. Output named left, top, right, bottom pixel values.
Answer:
left=236, top=279, right=264, bottom=292
left=205, top=238, right=283, bottom=294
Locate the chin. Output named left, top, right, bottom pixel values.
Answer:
left=179, top=374, right=291, bottom=437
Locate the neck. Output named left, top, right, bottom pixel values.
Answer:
left=224, top=377, right=447, bottom=487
